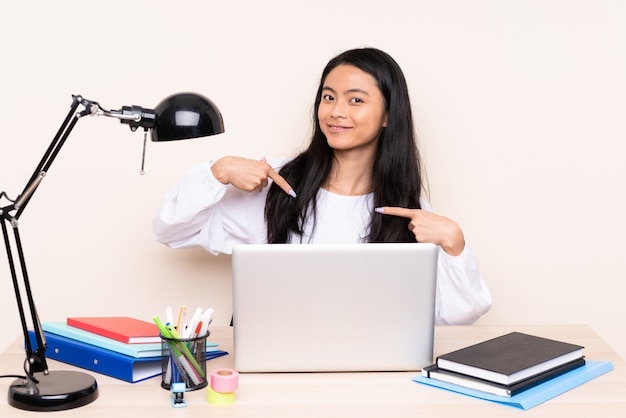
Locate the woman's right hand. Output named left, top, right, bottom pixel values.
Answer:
left=212, top=156, right=296, bottom=197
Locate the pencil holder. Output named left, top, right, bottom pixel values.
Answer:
left=160, top=332, right=209, bottom=391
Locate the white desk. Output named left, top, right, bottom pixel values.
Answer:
left=1, top=325, right=625, bottom=417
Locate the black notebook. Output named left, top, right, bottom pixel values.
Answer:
left=436, top=332, right=584, bottom=385
left=422, top=357, right=586, bottom=397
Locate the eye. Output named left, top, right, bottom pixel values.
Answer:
left=350, top=97, right=364, bottom=104
left=322, top=94, right=334, bottom=101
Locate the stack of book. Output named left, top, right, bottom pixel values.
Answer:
left=421, top=332, right=585, bottom=397
left=28, top=316, right=227, bottom=383
left=416, top=331, right=614, bottom=409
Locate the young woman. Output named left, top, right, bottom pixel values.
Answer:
left=153, top=47, right=491, bottom=325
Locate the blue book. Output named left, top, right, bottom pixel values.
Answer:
left=413, top=360, right=614, bottom=410
left=41, top=322, right=219, bottom=358
left=28, top=330, right=228, bottom=383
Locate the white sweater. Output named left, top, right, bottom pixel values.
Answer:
left=153, top=160, right=492, bottom=325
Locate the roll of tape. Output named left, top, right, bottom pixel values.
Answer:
left=210, top=368, right=239, bottom=393
left=207, top=385, right=235, bottom=405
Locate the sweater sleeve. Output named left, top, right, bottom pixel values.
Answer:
left=433, top=245, right=492, bottom=325
left=152, top=161, right=269, bottom=254
left=418, top=200, right=491, bottom=325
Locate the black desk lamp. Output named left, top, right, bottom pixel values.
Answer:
left=0, top=93, right=224, bottom=411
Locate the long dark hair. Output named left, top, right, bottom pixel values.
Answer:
left=265, top=47, right=423, bottom=243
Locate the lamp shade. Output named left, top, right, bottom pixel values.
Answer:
left=151, top=93, right=225, bottom=141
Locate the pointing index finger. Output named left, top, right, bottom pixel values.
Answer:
left=374, top=206, right=416, bottom=219
left=267, top=167, right=297, bottom=198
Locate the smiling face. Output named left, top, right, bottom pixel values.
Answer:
left=317, top=64, right=388, bottom=156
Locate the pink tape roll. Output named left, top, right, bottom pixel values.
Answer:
left=210, top=368, right=239, bottom=393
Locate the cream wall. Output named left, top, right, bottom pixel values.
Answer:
left=1, top=1, right=625, bottom=359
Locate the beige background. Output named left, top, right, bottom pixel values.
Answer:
left=1, top=1, right=625, bottom=359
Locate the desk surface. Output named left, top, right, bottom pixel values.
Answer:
left=1, top=325, right=625, bottom=417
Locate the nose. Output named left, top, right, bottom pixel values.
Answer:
left=330, top=100, right=347, bottom=119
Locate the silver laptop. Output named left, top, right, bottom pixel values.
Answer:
left=232, top=243, right=438, bottom=372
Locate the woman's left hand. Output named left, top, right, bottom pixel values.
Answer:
left=375, top=206, right=465, bottom=256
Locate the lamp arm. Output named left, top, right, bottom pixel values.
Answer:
left=1, top=221, right=37, bottom=373
left=13, top=96, right=82, bottom=218
left=83, top=97, right=157, bottom=132
left=0, top=221, right=48, bottom=379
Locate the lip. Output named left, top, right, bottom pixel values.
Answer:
left=327, top=124, right=352, bottom=132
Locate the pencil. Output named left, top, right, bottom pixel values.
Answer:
left=176, top=306, right=186, bottom=333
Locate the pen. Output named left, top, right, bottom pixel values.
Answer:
left=153, top=315, right=173, bottom=339
left=165, top=306, right=173, bottom=326
left=153, top=316, right=181, bottom=383
left=199, top=308, right=214, bottom=337
left=184, top=307, right=203, bottom=338
left=191, top=321, right=204, bottom=363
left=192, top=321, right=203, bottom=338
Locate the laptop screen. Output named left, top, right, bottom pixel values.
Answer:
left=232, top=243, right=438, bottom=372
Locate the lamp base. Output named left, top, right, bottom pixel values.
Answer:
left=8, top=370, right=98, bottom=411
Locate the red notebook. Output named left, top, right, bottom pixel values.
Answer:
left=67, top=316, right=161, bottom=344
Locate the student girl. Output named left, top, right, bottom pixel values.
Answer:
left=153, top=47, right=491, bottom=325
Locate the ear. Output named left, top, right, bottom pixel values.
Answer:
left=382, top=113, right=388, bottom=128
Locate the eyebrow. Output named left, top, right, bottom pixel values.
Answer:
left=322, top=86, right=370, bottom=96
